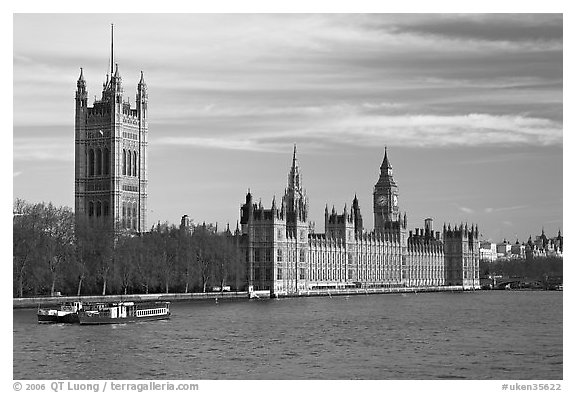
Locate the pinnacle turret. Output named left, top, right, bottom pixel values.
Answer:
left=77, top=67, right=86, bottom=86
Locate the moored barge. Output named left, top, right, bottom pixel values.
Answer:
left=77, top=301, right=170, bottom=325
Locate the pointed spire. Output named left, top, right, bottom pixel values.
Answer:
left=272, top=195, right=277, bottom=210
left=138, top=70, right=146, bottom=88
left=287, top=143, right=302, bottom=195
left=114, top=63, right=120, bottom=78
left=380, top=146, right=392, bottom=171
left=77, top=67, right=86, bottom=88
left=110, top=23, right=114, bottom=76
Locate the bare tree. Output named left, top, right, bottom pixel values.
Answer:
left=41, top=203, right=74, bottom=296
left=13, top=199, right=42, bottom=297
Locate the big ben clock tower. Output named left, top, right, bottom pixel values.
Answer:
left=373, top=147, right=400, bottom=232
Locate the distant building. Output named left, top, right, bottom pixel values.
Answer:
left=526, top=229, right=563, bottom=260
left=480, top=241, right=497, bottom=262
left=237, top=146, right=480, bottom=296
left=510, top=239, right=525, bottom=259
left=496, top=240, right=512, bottom=260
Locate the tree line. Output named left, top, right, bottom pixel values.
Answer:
left=479, top=256, right=563, bottom=281
left=13, top=199, right=245, bottom=298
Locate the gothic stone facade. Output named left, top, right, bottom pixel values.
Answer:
left=74, top=58, right=148, bottom=233
left=239, top=147, right=480, bottom=296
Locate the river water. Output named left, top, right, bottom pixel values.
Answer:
left=13, top=291, right=562, bottom=380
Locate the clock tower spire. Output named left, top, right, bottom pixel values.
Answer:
left=374, top=147, right=400, bottom=232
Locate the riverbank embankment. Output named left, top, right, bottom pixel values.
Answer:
left=14, top=285, right=478, bottom=309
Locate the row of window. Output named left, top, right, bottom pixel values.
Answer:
left=85, top=147, right=139, bottom=178
left=136, top=308, right=166, bottom=317
left=122, top=149, right=138, bottom=177
left=122, top=132, right=138, bottom=140
left=86, top=130, right=110, bottom=139
left=88, top=200, right=110, bottom=217
left=255, top=268, right=460, bottom=283
left=87, top=148, right=110, bottom=177
left=251, top=248, right=311, bottom=263
left=122, top=202, right=139, bottom=230
left=251, top=228, right=308, bottom=241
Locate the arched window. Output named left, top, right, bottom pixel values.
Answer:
left=126, top=202, right=132, bottom=229
left=88, top=201, right=94, bottom=217
left=122, top=149, right=127, bottom=176
left=133, top=151, right=137, bottom=177
left=127, top=150, right=132, bottom=177
left=103, top=148, right=110, bottom=175
left=132, top=204, right=138, bottom=230
left=96, top=201, right=102, bottom=217
left=88, top=149, right=94, bottom=177
left=122, top=203, right=126, bottom=228
left=96, top=149, right=102, bottom=176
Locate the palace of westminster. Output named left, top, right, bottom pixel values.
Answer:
left=74, top=30, right=481, bottom=296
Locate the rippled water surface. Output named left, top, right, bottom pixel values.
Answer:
left=13, top=291, right=562, bottom=379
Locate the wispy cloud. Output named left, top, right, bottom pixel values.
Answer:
left=458, top=206, right=475, bottom=214
left=153, top=136, right=282, bottom=153
left=13, top=137, right=73, bottom=162
left=485, top=205, right=529, bottom=214
left=153, top=111, right=562, bottom=152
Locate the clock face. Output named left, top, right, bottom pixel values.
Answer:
left=377, top=195, right=387, bottom=207
left=393, top=194, right=398, bottom=207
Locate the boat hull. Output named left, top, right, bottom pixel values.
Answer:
left=59, top=313, right=80, bottom=324
left=37, top=313, right=59, bottom=323
left=78, top=313, right=170, bottom=325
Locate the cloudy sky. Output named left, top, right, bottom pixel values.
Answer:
left=13, top=13, right=563, bottom=242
